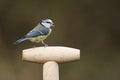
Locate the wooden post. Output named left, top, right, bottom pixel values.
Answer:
left=43, top=61, right=59, bottom=80
left=22, top=46, right=80, bottom=80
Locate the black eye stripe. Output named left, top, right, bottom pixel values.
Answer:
left=46, top=22, right=51, bottom=23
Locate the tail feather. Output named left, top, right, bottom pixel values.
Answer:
left=14, top=37, right=28, bottom=44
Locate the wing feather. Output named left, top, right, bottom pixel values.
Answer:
left=25, top=29, right=49, bottom=38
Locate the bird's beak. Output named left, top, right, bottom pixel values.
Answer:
left=51, top=24, right=54, bottom=27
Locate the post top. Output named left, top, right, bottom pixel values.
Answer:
left=22, top=46, right=80, bottom=63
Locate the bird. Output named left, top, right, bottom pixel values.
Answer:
left=14, top=19, right=54, bottom=46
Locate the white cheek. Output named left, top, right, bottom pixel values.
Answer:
left=42, top=23, right=51, bottom=28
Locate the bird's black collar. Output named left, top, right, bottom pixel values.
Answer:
left=40, top=22, right=49, bottom=29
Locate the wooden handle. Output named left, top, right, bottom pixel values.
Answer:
left=22, top=46, right=80, bottom=80
left=22, top=46, right=80, bottom=63
left=43, top=61, right=59, bottom=80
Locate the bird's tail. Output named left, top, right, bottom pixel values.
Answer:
left=14, top=37, right=28, bottom=44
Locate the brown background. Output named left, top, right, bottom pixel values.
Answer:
left=0, top=0, right=120, bottom=80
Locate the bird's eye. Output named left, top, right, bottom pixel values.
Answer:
left=46, top=22, right=51, bottom=24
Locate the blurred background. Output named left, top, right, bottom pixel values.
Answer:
left=0, top=0, right=120, bottom=80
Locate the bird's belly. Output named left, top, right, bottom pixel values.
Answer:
left=29, top=35, right=48, bottom=43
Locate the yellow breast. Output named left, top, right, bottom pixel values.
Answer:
left=29, top=35, right=48, bottom=43
left=29, top=29, right=51, bottom=43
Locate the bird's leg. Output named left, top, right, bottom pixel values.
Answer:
left=41, top=41, right=48, bottom=47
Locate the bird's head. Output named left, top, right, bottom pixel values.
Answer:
left=40, top=19, right=54, bottom=28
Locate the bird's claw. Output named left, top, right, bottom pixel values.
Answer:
left=41, top=41, right=48, bottom=47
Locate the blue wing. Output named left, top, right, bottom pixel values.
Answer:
left=14, top=24, right=50, bottom=44
left=25, top=29, right=49, bottom=38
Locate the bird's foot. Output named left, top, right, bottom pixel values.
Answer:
left=41, top=41, right=48, bottom=47
left=44, top=44, right=48, bottom=47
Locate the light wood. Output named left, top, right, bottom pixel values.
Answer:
left=43, top=61, right=59, bottom=80
left=22, top=46, right=80, bottom=63
left=22, top=46, right=80, bottom=80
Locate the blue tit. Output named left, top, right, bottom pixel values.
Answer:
left=14, top=19, right=54, bottom=46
